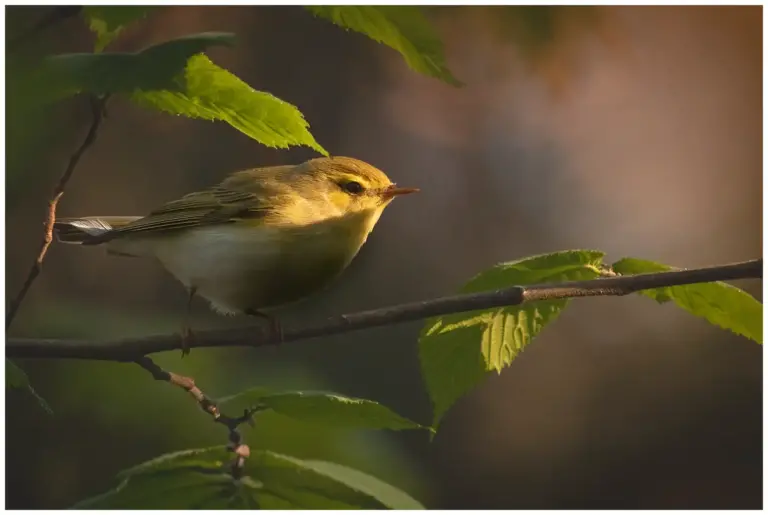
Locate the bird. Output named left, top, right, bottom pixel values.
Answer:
left=54, top=156, right=419, bottom=354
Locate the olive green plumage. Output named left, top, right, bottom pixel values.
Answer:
left=55, top=156, right=418, bottom=316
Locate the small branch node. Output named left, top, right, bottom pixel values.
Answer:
left=233, top=444, right=250, bottom=459
left=133, top=357, right=260, bottom=479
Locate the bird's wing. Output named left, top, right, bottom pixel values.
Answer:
left=109, top=179, right=274, bottom=238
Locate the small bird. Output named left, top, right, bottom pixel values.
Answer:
left=55, top=156, right=418, bottom=354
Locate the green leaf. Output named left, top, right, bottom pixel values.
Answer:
left=74, top=447, right=242, bottom=509
left=6, top=359, right=29, bottom=389
left=74, top=474, right=239, bottom=510
left=307, top=6, right=460, bottom=86
left=29, top=32, right=326, bottom=154
left=246, top=451, right=424, bottom=509
left=75, top=446, right=423, bottom=509
left=82, top=6, right=158, bottom=52
left=118, top=447, right=233, bottom=477
left=33, top=32, right=236, bottom=103
left=132, top=54, right=327, bottom=155
left=6, top=359, right=53, bottom=415
left=294, top=459, right=424, bottom=509
left=218, top=388, right=424, bottom=431
left=420, top=250, right=605, bottom=428
left=612, top=258, right=762, bottom=344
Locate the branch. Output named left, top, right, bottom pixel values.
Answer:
left=7, top=258, right=761, bottom=361
left=134, top=357, right=261, bottom=478
left=6, top=96, right=108, bottom=330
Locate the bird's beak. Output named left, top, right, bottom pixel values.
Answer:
left=381, top=185, right=420, bottom=199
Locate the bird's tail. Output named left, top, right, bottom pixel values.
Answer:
left=54, top=216, right=140, bottom=244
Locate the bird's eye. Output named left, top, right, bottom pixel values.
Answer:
left=342, top=181, right=364, bottom=194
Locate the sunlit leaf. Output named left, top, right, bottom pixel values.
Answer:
left=82, top=6, right=158, bottom=51
left=612, top=258, right=762, bottom=344
left=33, top=32, right=235, bottom=103
left=132, top=54, right=327, bottom=154
left=27, top=32, right=325, bottom=153
left=420, top=250, right=605, bottom=428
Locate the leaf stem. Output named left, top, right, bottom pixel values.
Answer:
left=134, top=357, right=261, bottom=478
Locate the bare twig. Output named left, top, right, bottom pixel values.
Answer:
left=134, top=356, right=260, bottom=477
left=6, top=258, right=761, bottom=361
left=6, top=96, right=108, bottom=330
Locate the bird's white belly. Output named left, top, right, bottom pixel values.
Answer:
left=116, top=208, right=384, bottom=316
left=150, top=225, right=280, bottom=314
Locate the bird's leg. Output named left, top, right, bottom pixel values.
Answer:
left=245, top=308, right=283, bottom=345
left=180, top=287, right=197, bottom=357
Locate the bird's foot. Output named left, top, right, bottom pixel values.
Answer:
left=180, top=325, right=195, bottom=357
left=245, top=309, right=284, bottom=346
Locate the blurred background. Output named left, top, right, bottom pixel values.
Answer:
left=5, top=5, right=762, bottom=509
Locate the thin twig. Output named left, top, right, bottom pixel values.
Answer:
left=6, top=258, right=761, bottom=361
left=134, top=356, right=259, bottom=477
left=6, top=96, right=108, bottom=330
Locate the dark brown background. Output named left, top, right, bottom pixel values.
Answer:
left=6, top=6, right=762, bottom=509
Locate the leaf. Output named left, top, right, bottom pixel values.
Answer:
left=6, top=359, right=53, bottom=415
left=246, top=451, right=424, bottom=509
left=294, top=459, right=424, bottom=509
left=74, top=447, right=242, bottom=509
left=82, top=6, right=158, bottom=52
left=75, top=446, right=424, bottom=509
left=307, top=6, right=460, bottom=86
left=118, top=447, right=233, bottom=477
left=612, top=258, right=762, bottom=344
left=218, top=388, right=424, bottom=431
left=75, top=471, right=237, bottom=509
left=6, top=359, right=29, bottom=389
left=33, top=32, right=236, bottom=104
left=29, top=32, right=326, bottom=154
left=420, top=250, right=605, bottom=428
left=132, top=54, right=327, bottom=155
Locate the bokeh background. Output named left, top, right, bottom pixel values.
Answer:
left=5, top=5, right=762, bottom=509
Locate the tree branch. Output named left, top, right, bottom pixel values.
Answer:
left=6, top=96, right=108, bottom=330
left=134, top=356, right=261, bottom=478
left=7, top=258, right=761, bottom=361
